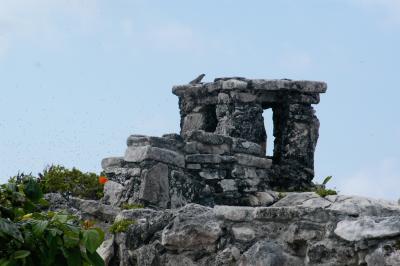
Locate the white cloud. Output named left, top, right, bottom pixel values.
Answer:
left=0, top=0, right=99, bottom=57
left=338, top=157, right=400, bottom=201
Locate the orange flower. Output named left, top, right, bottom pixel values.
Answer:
left=99, top=176, right=108, bottom=184
left=83, top=219, right=95, bottom=229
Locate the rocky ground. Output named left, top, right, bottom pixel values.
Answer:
left=46, top=191, right=400, bottom=266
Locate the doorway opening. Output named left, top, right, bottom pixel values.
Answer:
left=202, top=105, right=218, bottom=133
left=263, top=108, right=275, bottom=156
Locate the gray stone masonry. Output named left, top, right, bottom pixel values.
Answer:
left=101, top=77, right=326, bottom=209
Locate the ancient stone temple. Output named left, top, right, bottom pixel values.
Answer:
left=101, top=77, right=327, bottom=209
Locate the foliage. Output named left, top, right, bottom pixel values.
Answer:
left=315, top=176, right=337, bottom=197
left=0, top=176, right=105, bottom=266
left=315, top=187, right=337, bottom=197
left=277, top=192, right=286, bottom=200
left=120, top=203, right=144, bottom=210
left=109, top=219, right=136, bottom=234
left=39, top=165, right=104, bottom=200
left=322, top=176, right=332, bottom=186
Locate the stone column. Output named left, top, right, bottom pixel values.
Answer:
left=272, top=103, right=319, bottom=189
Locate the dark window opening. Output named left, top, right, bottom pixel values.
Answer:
left=263, top=108, right=275, bottom=156
left=202, top=105, right=218, bottom=132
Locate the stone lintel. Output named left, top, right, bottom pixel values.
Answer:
left=172, top=78, right=327, bottom=97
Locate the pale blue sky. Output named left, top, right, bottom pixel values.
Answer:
left=1, top=0, right=399, bottom=200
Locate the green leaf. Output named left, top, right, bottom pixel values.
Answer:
left=13, top=250, right=30, bottom=259
left=82, top=229, right=103, bottom=253
left=0, top=218, right=24, bottom=242
left=32, top=220, right=49, bottom=236
left=65, top=248, right=82, bottom=266
left=48, top=227, right=63, bottom=237
left=52, top=214, right=68, bottom=223
left=0, top=258, right=10, bottom=266
left=23, top=178, right=43, bottom=202
left=63, top=227, right=80, bottom=248
left=94, top=228, right=105, bottom=244
left=0, top=258, right=16, bottom=266
left=322, top=176, right=332, bottom=186
left=86, top=251, right=105, bottom=266
left=38, top=198, right=50, bottom=207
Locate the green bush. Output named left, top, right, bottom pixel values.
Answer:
left=315, top=187, right=337, bottom=197
left=120, top=203, right=144, bottom=210
left=39, top=165, right=104, bottom=200
left=315, top=176, right=337, bottom=197
left=0, top=176, right=105, bottom=266
left=109, top=219, right=136, bottom=234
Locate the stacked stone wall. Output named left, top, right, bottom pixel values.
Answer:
left=101, top=77, right=327, bottom=209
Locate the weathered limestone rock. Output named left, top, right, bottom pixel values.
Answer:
left=238, top=240, right=303, bottom=266
left=106, top=195, right=400, bottom=265
left=334, top=216, right=400, bottom=241
left=103, top=180, right=124, bottom=206
left=97, top=236, right=115, bottom=265
left=365, top=246, right=400, bottom=266
left=161, top=204, right=222, bottom=251
left=127, top=135, right=184, bottom=151
left=139, top=163, right=170, bottom=208
left=101, top=157, right=124, bottom=169
left=234, top=153, right=272, bottom=168
left=232, top=138, right=264, bottom=156
left=124, top=146, right=185, bottom=167
left=232, top=226, right=255, bottom=241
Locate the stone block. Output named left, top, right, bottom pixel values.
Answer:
left=172, top=84, right=206, bottom=96
left=199, top=169, right=226, bottom=180
left=222, top=79, right=248, bottom=90
left=127, top=135, right=183, bottom=151
left=255, top=192, right=276, bottom=206
left=232, top=138, right=264, bottom=156
left=250, top=79, right=327, bottom=93
left=205, top=80, right=223, bottom=93
left=254, top=207, right=300, bottom=221
left=186, top=130, right=233, bottom=146
left=217, top=93, right=230, bottom=104
left=101, top=157, right=124, bottom=169
left=196, top=142, right=231, bottom=155
left=186, top=163, right=201, bottom=170
left=230, top=92, right=257, bottom=103
left=139, top=163, right=170, bottom=208
left=185, top=154, right=223, bottom=164
left=214, top=206, right=255, bottom=222
left=232, top=226, right=255, bottom=241
left=103, top=180, right=124, bottom=206
left=124, top=146, right=185, bottom=167
left=184, top=141, right=231, bottom=155
left=220, top=179, right=237, bottom=192
left=234, top=153, right=272, bottom=168
left=182, top=113, right=206, bottom=134
left=184, top=142, right=198, bottom=154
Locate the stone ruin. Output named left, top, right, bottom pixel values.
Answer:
left=53, top=77, right=400, bottom=265
left=101, top=77, right=327, bottom=209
